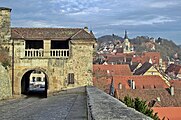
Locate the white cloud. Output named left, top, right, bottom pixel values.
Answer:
left=50, top=0, right=100, bottom=4
left=110, top=16, right=175, bottom=26
left=2, top=0, right=181, bottom=44
left=149, top=1, right=179, bottom=8
left=67, top=7, right=110, bottom=16
left=49, top=0, right=110, bottom=15
left=12, top=20, right=65, bottom=28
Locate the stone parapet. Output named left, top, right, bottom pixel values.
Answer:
left=86, top=86, right=152, bottom=120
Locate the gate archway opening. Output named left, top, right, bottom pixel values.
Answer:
left=21, top=69, right=48, bottom=98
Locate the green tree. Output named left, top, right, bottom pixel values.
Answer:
left=123, top=95, right=135, bottom=108
left=122, top=95, right=159, bottom=120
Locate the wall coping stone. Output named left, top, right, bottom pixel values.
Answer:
left=86, top=86, right=153, bottom=120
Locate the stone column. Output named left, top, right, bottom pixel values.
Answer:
left=44, top=40, right=51, bottom=58
left=0, top=7, right=11, bottom=42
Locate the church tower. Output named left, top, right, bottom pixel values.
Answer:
left=122, top=30, right=131, bottom=53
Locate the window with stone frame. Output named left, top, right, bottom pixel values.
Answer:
left=68, top=73, right=74, bottom=84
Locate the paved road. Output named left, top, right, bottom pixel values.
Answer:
left=0, top=89, right=87, bottom=120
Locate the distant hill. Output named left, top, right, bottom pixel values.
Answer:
left=97, top=35, right=124, bottom=43
left=97, top=35, right=181, bottom=61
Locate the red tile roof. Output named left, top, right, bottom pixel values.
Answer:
left=132, top=52, right=160, bottom=65
left=143, top=52, right=160, bottom=64
left=165, top=64, right=181, bottom=75
left=93, top=64, right=132, bottom=76
left=132, top=56, right=146, bottom=64
left=152, top=107, right=181, bottom=120
left=170, top=80, right=181, bottom=88
left=93, top=76, right=111, bottom=93
left=117, top=88, right=181, bottom=107
left=113, top=75, right=169, bottom=90
left=11, top=28, right=95, bottom=40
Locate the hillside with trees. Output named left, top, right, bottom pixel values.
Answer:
left=97, top=35, right=181, bottom=61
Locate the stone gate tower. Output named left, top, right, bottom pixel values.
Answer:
left=0, top=7, right=96, bottom=96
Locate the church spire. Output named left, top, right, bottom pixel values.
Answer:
left=124, top=30, right=128, bottom=39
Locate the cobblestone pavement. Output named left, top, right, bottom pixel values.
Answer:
left=0, top=90, right=87, bottom=120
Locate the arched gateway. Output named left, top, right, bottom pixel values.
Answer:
left=0, top=7, right=96, bottom=97
left=21, top=68, right=49, bottom=97
left=13, top=67, right=50, bottom=97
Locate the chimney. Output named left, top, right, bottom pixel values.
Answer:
left=124, top=57, right=126, bottom=63
left=84, top=26, right=89, bottom=33
left=170, top=86, right=174, bottom=96
left=0, top=7, right=11, bottom=42
left=90, top=30, right=95, bottom=37
left=131, top=80, right=136, bottom=89
left=157, top=97, right=161, bottom=102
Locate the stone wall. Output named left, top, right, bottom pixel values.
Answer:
left=86, top=86, right=152, bottom=120
left=12, top=39, right=94, bottom=95
left=0, top=7, right=11, bottom=42
left=0, top=7, right=95, bottom=96
left=67, top=41, right=93, bottom=86
left=0, top=64, right=12, bottom=100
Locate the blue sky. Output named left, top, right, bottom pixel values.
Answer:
left=1, top=0, right=181, bottom=44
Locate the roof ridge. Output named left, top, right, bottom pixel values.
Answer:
left=11, top=27, right=82, bottom=30
left=11, top=27, right=95, bottom=40
left=12, top=29, right=24, bottom=39
left=70, top=29, right=83, bottom=39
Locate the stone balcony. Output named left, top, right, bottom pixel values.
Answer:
left=24, top=49, right=69, bottom=58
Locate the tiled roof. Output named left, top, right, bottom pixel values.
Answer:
left=132, top=56, right=146, bottom=64
left=106, top=56, right=130, bottom=64
left=93, top=76, right=111, bottom=93
left=129, top=62, right=139, bottom=72
left=113, top=75, right=169, bottom=90
left=170, top=80, right=181, bottom=88
left=152, top=107, right=181, bottom=120
left=165, top=64, right=181, bottom=75
left=117, top=88, right=181, bottom=107
left=133, top=62, right=152, bottom=75
left=143, top=52, right=160, bottom=65
left=94, top=75, right=169, bottom=93
left=93, top=64, right=132, bottom=76
left=11, top=28, right=95, bottom=40
left=102, top=53, right=133, bottom=64
left=132, top=52, right=160, bottom=65
left=100, top=53, right=133, bottom=59
left=70, top=29, right=95, bottom=40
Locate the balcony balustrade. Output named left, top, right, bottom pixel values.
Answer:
left=50, top=49, right=69, bottom=58
left=24, top=49, right=69, bottom=58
